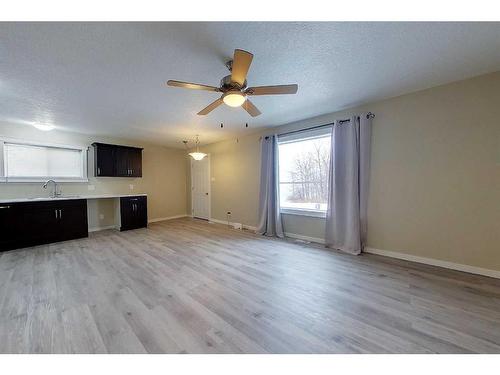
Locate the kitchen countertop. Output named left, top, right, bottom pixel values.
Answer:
left=0, top=193, right=147, bottom=204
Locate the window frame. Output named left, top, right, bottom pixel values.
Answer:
left=277, top=126, right=332, bottom=219
left=0, top=137, right=89, bottom=183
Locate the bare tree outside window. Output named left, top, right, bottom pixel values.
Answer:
left=278, top=135, right=331, bottom=212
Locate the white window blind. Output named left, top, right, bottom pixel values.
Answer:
left=3, top=142, right=86, bottom=181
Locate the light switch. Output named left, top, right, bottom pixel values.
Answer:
left=88, top=184, right=95, bottom=191
left=211, top=177, right=216, bottom=182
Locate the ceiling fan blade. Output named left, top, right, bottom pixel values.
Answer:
left=231, top=49, right=253, bottom=87
left=197, top=98, right=224, bottom=115
left=246, top=84, right=298, bottom=96
left=167, top=80, right=220, bottom=92
left=242, top=99, right=261, bottom=117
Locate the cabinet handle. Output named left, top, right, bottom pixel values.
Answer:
left=59, top=209, right=62, bottom=219
left=55, top=209, right=58, bottom=219
left=97, top=167, right=101, bottom=175
left=0, top=205, right=10, bottom=209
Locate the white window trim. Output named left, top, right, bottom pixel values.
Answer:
left=280, top=207, right=326, bottom=219
left=277, top=126, right=332, bottom=218
left=0, top=137, right=89, bottom=183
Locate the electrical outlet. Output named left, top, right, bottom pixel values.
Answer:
left=99, top=214, right=104, bottom=220
left=129, top=184, right=134, bottom=190
left=87, top=184, right=95, bottom=191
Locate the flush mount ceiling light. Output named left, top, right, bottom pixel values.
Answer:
left=33, top=123, right=55, bottom=131
left=185, top=135, right=207, bottom=161
left=167, top=49, right=298, bottom=117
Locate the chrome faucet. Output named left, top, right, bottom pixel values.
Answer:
left=43, top=179, right=61, bottom=198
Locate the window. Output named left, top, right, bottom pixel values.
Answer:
left=278, top=127, right=331, bottom=217
left=0, top=139, right=88, bottom=182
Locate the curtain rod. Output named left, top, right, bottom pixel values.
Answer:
left=264, top=112, right=375, bottom=139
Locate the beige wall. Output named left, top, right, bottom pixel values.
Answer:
left=193, top=71, right=500, bottom=271
left=0, top=122, right=188, bottom=229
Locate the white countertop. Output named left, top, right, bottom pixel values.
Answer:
left=0, top=193, right=147, bottom=204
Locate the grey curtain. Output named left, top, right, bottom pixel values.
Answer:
left=325, top=114, right=372, bottom=254
left=256, top=135, right=284, bottom=238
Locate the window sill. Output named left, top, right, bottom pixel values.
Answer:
left=280, top=208, right=326, bottom=219
left=1, top=178, right=89, bottom=183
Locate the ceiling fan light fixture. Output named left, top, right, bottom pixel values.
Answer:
left=222, top=91, right=246, bottom=107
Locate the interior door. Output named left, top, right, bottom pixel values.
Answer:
left=191, top=156, right=210, bottom=220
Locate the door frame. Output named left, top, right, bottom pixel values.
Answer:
left=190, top=153, right=211, bottom=220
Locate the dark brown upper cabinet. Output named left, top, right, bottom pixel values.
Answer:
left=92, top=143, right=143, bottom=177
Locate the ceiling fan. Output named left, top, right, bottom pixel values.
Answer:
left=167, top=49, right=298, bottom=117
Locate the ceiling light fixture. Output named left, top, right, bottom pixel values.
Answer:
left=187, top=135, right=207, bottom=161
left=33, top=123, right=55, bottom=131
left=222, top=90, right=246, bottom=107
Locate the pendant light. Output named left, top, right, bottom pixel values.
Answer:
left=188, top=135, right=207, bottom=161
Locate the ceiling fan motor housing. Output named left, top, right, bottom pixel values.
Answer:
left=220, top=74, right=247, bottom=91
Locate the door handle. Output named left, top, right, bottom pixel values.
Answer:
left=205, top=192, right=209, bottom=195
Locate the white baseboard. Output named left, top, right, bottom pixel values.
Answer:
left=279, top=233, right=500, bottom=279
left=88, top=225, right=118, bottom=232
left=285, top=232, right=325, bottom=244
left=148, top=214, right=187, bottom=223
left=209, top=217, right=257, bottom=232
left=364, top=247, right=500, bottom=279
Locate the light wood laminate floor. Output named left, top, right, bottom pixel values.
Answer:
left=1, top=218, right=499, bottom=353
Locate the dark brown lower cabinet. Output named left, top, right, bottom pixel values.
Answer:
left=120, top=196, right=147, bottom=231
left=0, top=199, right=88, bottom=252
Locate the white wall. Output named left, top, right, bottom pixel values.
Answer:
left=192, top=71, right=500, bottom=272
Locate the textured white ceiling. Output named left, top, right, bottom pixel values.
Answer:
left=1, top=22, right=499, bottom=147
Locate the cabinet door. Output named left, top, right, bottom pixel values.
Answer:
left=120, top=196, right=147, bottom=231
left=95, top=144, right=116, bottom=176
left=134, top=196, right=148, bottom=228
left=115, top=147, right=131, bottom=177
left=0, top=204, right=21, bottom=251
left=58, top=200, right=88, bottom=241
left=21, top=202, right=60, bottom=247
left=128, top=148, right=142, bottom=177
